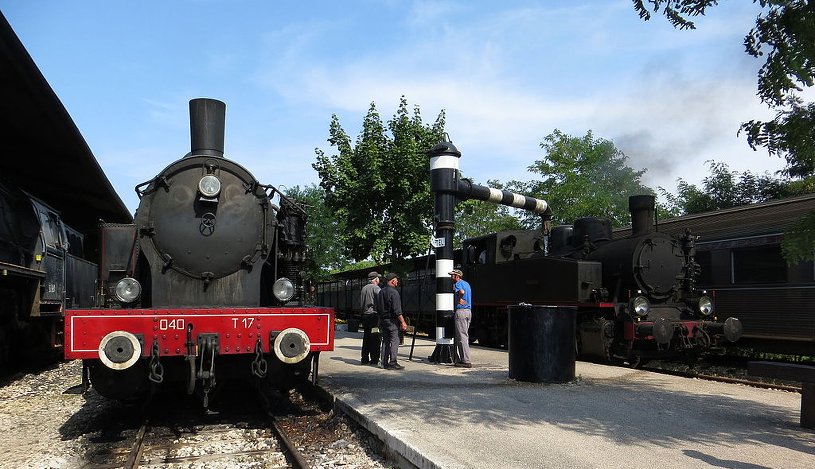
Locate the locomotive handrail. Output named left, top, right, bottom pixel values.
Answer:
left=260, top=183, right=309, bottom=217
left=134, top=177, right=156, bottom=199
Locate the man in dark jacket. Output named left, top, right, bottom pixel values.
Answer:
left=375, top=272, right=408, bottom=370
left=359, top=271, right=381, bottom=365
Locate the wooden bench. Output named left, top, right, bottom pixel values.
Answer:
left=748, top=361, right=815, bottom=429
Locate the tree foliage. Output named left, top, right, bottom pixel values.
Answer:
left=514, top=129, right=654, bottom=228
left=660, top=160, right=804, bottom=214
left=283, top=184, right=350, bottom=281
left=313, top=97, right=445, bottom=263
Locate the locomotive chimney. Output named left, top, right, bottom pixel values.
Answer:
left=189, top=98, right=226, bottom=158
left=629, top=195, right=655, bottom=236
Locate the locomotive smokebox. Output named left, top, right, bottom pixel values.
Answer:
left=629, top=194, right=656, bottom=236
left=189, top=98, right=226, bottom=158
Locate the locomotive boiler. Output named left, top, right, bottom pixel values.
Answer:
left=64, top=99, right=333, bottom=405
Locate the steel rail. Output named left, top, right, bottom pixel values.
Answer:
left=123, top=421, right=148, bottom=469
left=270, top=416, right=311, bottom=469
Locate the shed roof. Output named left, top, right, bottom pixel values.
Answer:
left=0, top=12, right=131, bottom=231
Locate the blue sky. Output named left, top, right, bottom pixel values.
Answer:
left=3, top=1, right=792, bottom=213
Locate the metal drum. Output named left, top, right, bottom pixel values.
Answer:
left=508, top=305, right=576, bottom=383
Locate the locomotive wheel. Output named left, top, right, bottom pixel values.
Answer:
left=88, top=359, right=149, bottom=401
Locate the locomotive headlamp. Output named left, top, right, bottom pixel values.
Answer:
left=631, top=296, right=650, bottom=317
left=273, top=277, right=295, bottom=302
left=198, top=175, right=221, bottom=197
left=114, top=277, right=141, bottom=303
left=698, top=296, right=714, bottom=316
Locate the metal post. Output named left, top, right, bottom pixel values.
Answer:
left=426, top=134, right=551, bottom=365
left=427, top=135, right=459, bottom=363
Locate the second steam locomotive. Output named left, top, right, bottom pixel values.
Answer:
left=64, top=99, right=333, bottom=405
left=321, top=195, right=742, bottom=366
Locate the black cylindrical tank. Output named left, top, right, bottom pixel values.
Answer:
left=571, top=217, right=612, bottom=248
left=548, top=225, right=573, bottom=253
left=508, top=305, right=576, bottom=383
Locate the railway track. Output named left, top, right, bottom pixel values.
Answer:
left=111, top=418, right=302, bottom=469
left=642, top=360, right=803, bottom=393
left=80, top=384, right=319, bottom=469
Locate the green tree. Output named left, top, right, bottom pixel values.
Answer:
left=661, top=160, right=808, bottom=215
left=515, top=129, right=654, bottom=227
left=455, top=179, right=524, bottom=247
left=313, top=96, right=445, bottom=263
left=283, top=184, right=350, bottom=281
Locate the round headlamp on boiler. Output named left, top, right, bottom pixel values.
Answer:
left=198, top=174, right=221, bottom=198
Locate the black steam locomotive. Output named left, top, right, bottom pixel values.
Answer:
left=0, top=182, right=97, bottom=364
left=65, top=99, right=334, bottom=406
left=320, top=195, right=742, bottom=366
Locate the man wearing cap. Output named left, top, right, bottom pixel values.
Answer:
left=359, top=271, right=381, bottom=366
left=375, top=272, right=408, bottom=370
left=449, top=269, right=473, bottom=368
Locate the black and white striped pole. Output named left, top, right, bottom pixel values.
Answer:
left=427, top=135, right=551, bottom=364
left=427, top=137, right=460, bottom=364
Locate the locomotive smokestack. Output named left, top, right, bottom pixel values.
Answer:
left=629, top=195, right=655, bottom=236
left=189, top=98, right=226, bottom=158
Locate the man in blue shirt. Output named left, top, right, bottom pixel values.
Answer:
left=449, top=269, right=473, bottom=368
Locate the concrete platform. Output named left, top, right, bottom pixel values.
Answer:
left=317, top=331, right=815, bottom=469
